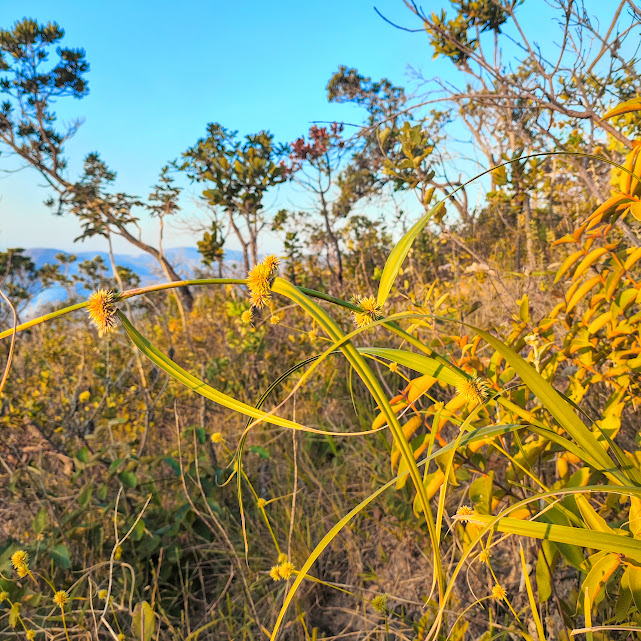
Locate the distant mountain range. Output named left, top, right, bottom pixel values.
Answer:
left=22, top=246, right=246, bottom=317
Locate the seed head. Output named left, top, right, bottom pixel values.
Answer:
left=87, top=290, right=120, bottom=335
left=11, top=550, right=28, bottom=571
left=455, top=374, right=491, bottom=406
left=370, top=593, right=388, bottom=613
left=491, top=583, right=507, bottom=601
left=53, top=590, right=70, bottom=608
left=351, top=296, right=383, bottom=328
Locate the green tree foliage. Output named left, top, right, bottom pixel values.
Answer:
left=181, top=124, right=290, bottom=273
left=0, top=18, right=192, bottom=307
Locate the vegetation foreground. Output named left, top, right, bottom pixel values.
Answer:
left=3, top=3, right=641, bottom=640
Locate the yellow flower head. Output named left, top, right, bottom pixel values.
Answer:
left=17, top=565, right=29, bottom=578
left=263, top=255, right=280, bottom=272
left=277, top=561, right=295, bottom=580
left=114, top=545, right=122, bottom=561
left=98, top=589, right=108, bottom=600
left=247, top=256, right=279, bottom=309
left=388, top=362, right=398, bottom=373
left=118, top=635, right=125, bottom=641
left=277, top=552, right=288, bottom=564
left=257, top=498, right=267, bottom=509
left=241, top=309, right=253, bottom=324
left=491, top=583, right=507, bottom=601
left=270, top=314, right=281, bottom=325
left=370, top=593, right=388, bottom=613
left=26, top=631, right=36, bottom=641
left=455, top=375, right=491, bottom=406
left=308, top=330, right=317, bottom=341
left=53, top=590, right=70, bottom=608
left=269, top=565, right=281, bottom=581
left=87, top=290, right=120, bottom=335
left=0, top=591, right=7, bottom=603
left=454, top=505, right=475, bottom=522
left=11, top=550, right=28, bottom=571
left=210, top=432, right=223, bottom=444
left=351, top=296, right=383, bottom=328
left=478, top=549, right=491, bottom=564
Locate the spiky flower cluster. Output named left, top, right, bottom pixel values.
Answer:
left=11, top=550, right=29, bottom=577
left=454, top=505, right=475, bottom=522
left=351, top=296, right=383, bottom=328
left=210, top=432, right=223, bottom=444
left=491, top=583, right=506, bottom=601
left=455, top=374, right=492, bottom=406
left=370, top=593, right=388, bottom=613
left=53, top=590, right=70, bottom=608
left=247, top=255, right=280, bottom=309
left=87, top=290, right=120, bottom=335
left=477, top=549, right=491, bottom=564
left=269, top=558, right=295, bottom=581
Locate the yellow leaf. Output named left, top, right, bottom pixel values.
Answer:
left=572, top=248, right=608, bottom=282
left=603, top=97, right=641, bottom=119
left=629, top=201, right=641, bottom=221
left=566, top=275, right=602, bottom=313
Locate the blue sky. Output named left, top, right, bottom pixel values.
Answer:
left=0, top=0, right=440, bottom=252
left=0, top=1, right=621, bottom=254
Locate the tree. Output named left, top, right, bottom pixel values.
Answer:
left=197, top=221, right=225, bottom=277
left=181, top=124, right=290, bottom=274
left=0, top=18, right=193, bottom=307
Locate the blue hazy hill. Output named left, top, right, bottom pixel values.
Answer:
left=22, top=246, right=246, bottom=316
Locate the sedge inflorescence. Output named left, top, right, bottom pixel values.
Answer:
left=270, top=557, right=295, bottom=581
left=351, top=295, right=383, bottom=328
left=491, top=583, right=507, bottom=601
left=87, top=289, right=120, bottom=335
left=454, top=505, right=475, bottom=522
left=247, top=255, right=280, bottom=309
left=455, top=374, right=492, bottom=406
left=53, top=590, right=70, bottom=608
left=11, top=550, right=29, bottom=576
left=370, top=593, right=388, bottom=613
